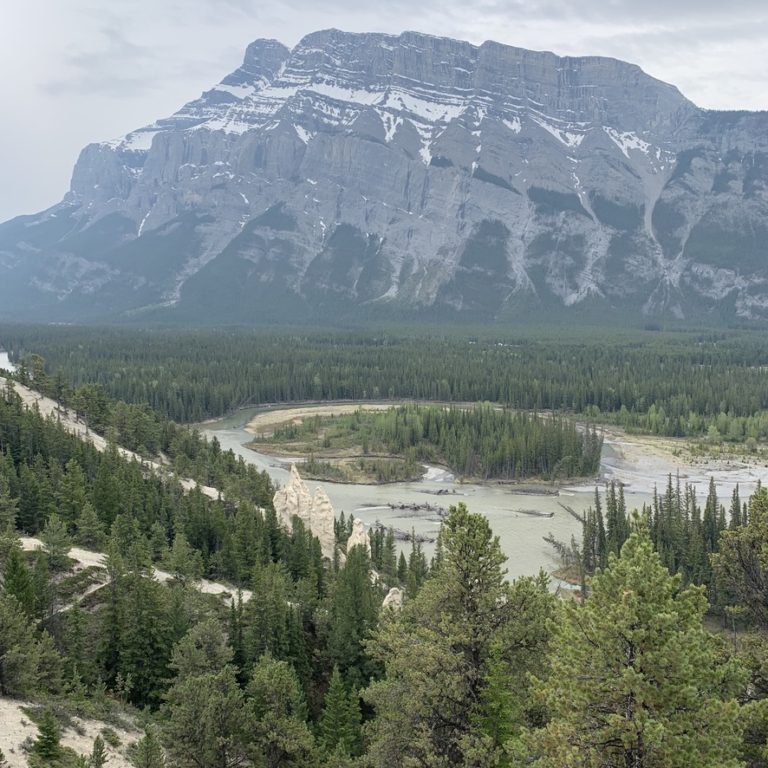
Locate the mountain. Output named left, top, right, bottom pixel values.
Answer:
left=1, top=29, right=767, bottom=325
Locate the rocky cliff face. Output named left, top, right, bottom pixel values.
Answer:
left=1, top=29, right=767, bottom=324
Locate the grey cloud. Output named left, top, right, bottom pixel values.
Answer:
left=41, top=24, right=158, bottom=94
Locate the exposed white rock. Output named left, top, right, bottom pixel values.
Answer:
left=382, top=586, right=404, bottom=611
left=346, top=516, right=371, bottom=555
left=311, top=486, right=337, bottom=561
left=272, top=464, right=337, bottom=559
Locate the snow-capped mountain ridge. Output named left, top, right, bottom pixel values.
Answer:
left=105, top=30, right=685, bottom=157
left=1, top=29, right=766, bottom=324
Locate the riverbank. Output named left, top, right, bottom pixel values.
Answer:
left=599, top=427, right=768, bottom=497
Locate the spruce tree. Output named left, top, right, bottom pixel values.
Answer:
left=57, top=458, right=89, bottom=529
left=396, top=551, right=407, bottom=584
left=33, top=708, right=61, bottom=761
left=0, top=474, right=18, bottom=532
left=3, top=543, right=35, bottom=614
left=90, top=735, right=108, bottom=768
left=119, top=570, right=171, bottom=707
left=0, top=593, right=42, bottom=695
left=319, top=666, right=360, bottom=756
left=328, top=544, right=379, bottom=689
left=128, top=726, right=165, bottom=768
left=166, top=531, right=203, bottom=585
left=530, top=527, right=746, bottom=767
left=40, top=513, right=71, bottom=571
left=75, top=501, right=106, bottom=550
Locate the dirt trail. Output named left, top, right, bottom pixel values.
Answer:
left=20, top=537, right=253, bottom=605
left=4, top=376, right=253, bottom=605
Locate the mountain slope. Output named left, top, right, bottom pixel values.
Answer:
left=1, top=29, right=767, bottom=324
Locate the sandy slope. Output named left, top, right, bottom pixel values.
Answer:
left=0, top=697, right=139, bottom=768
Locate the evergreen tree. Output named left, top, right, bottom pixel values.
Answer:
left=318, top=666, right=361, bottom=756
left=61, top=604, right=96, bottom=689
left=405, top=534, right=428, bottom=598
left=396, top=551, right=407, bottom=584
left=170, top=619, right=233, bottom=681
left=713, top=487, right=768, bottom=629
left=228, top=596, right=246, bottom=683
left=40, top=513, right=71, bottom=571
left=365, top=503, right=554, bottom=767
left=328, top=544, right=379, bottom=689
left=248, top=654, right=316, bottom=768
left=594, top=488, right=607, bottom=569
left=119, top=569, right=171, bottom=708
left=166, top=531, right=204, bottom=585
left=2, top=543, right=35, bottom=614
left=74, top=501, right=106, bottom=550
left=243, top=562, right=292, bottom=668
left=0, top=594, right=42, bottom=695
left=163, top=665, right=252, bottom=768
left=128, top=727, right=165, bottom=768
left=0, top=474, right=18, bottom=532
left=33, top=708, right=62, bottom=761
left=529, top=527, right=746, bottom=767
left=90, top=735, right=108, bottom=768
left=58, top=458, right=89, bottom=529
left=148, top=521, right=169, bottom=563
left=730, top=485, right=742, bottom=529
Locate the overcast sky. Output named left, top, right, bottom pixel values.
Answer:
left=1, top=1, right=766, bottom=223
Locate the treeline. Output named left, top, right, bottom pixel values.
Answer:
left=271, top=404, right=603, bottom=479
left=5, top=324, right=768, bottom=441
left=562, top=476, right=749, bottom=612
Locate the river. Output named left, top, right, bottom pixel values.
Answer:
left=203, top=405, right=768, bottom=581
left=203, top=409, right=649, bottom=582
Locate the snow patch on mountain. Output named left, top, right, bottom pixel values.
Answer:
left=531, top=116, right=585, bottom=147
left=603, top=127, right=651, bottom=158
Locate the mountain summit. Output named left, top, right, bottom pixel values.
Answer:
left=1, top=29, right=767, bottom=324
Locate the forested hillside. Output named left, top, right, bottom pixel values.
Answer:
left=2, top=372, right=768, bottom=766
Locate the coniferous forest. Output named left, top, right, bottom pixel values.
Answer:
left=4, top=324, right=768, bottom=443
left=2, top=327, right=768, bottom=766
